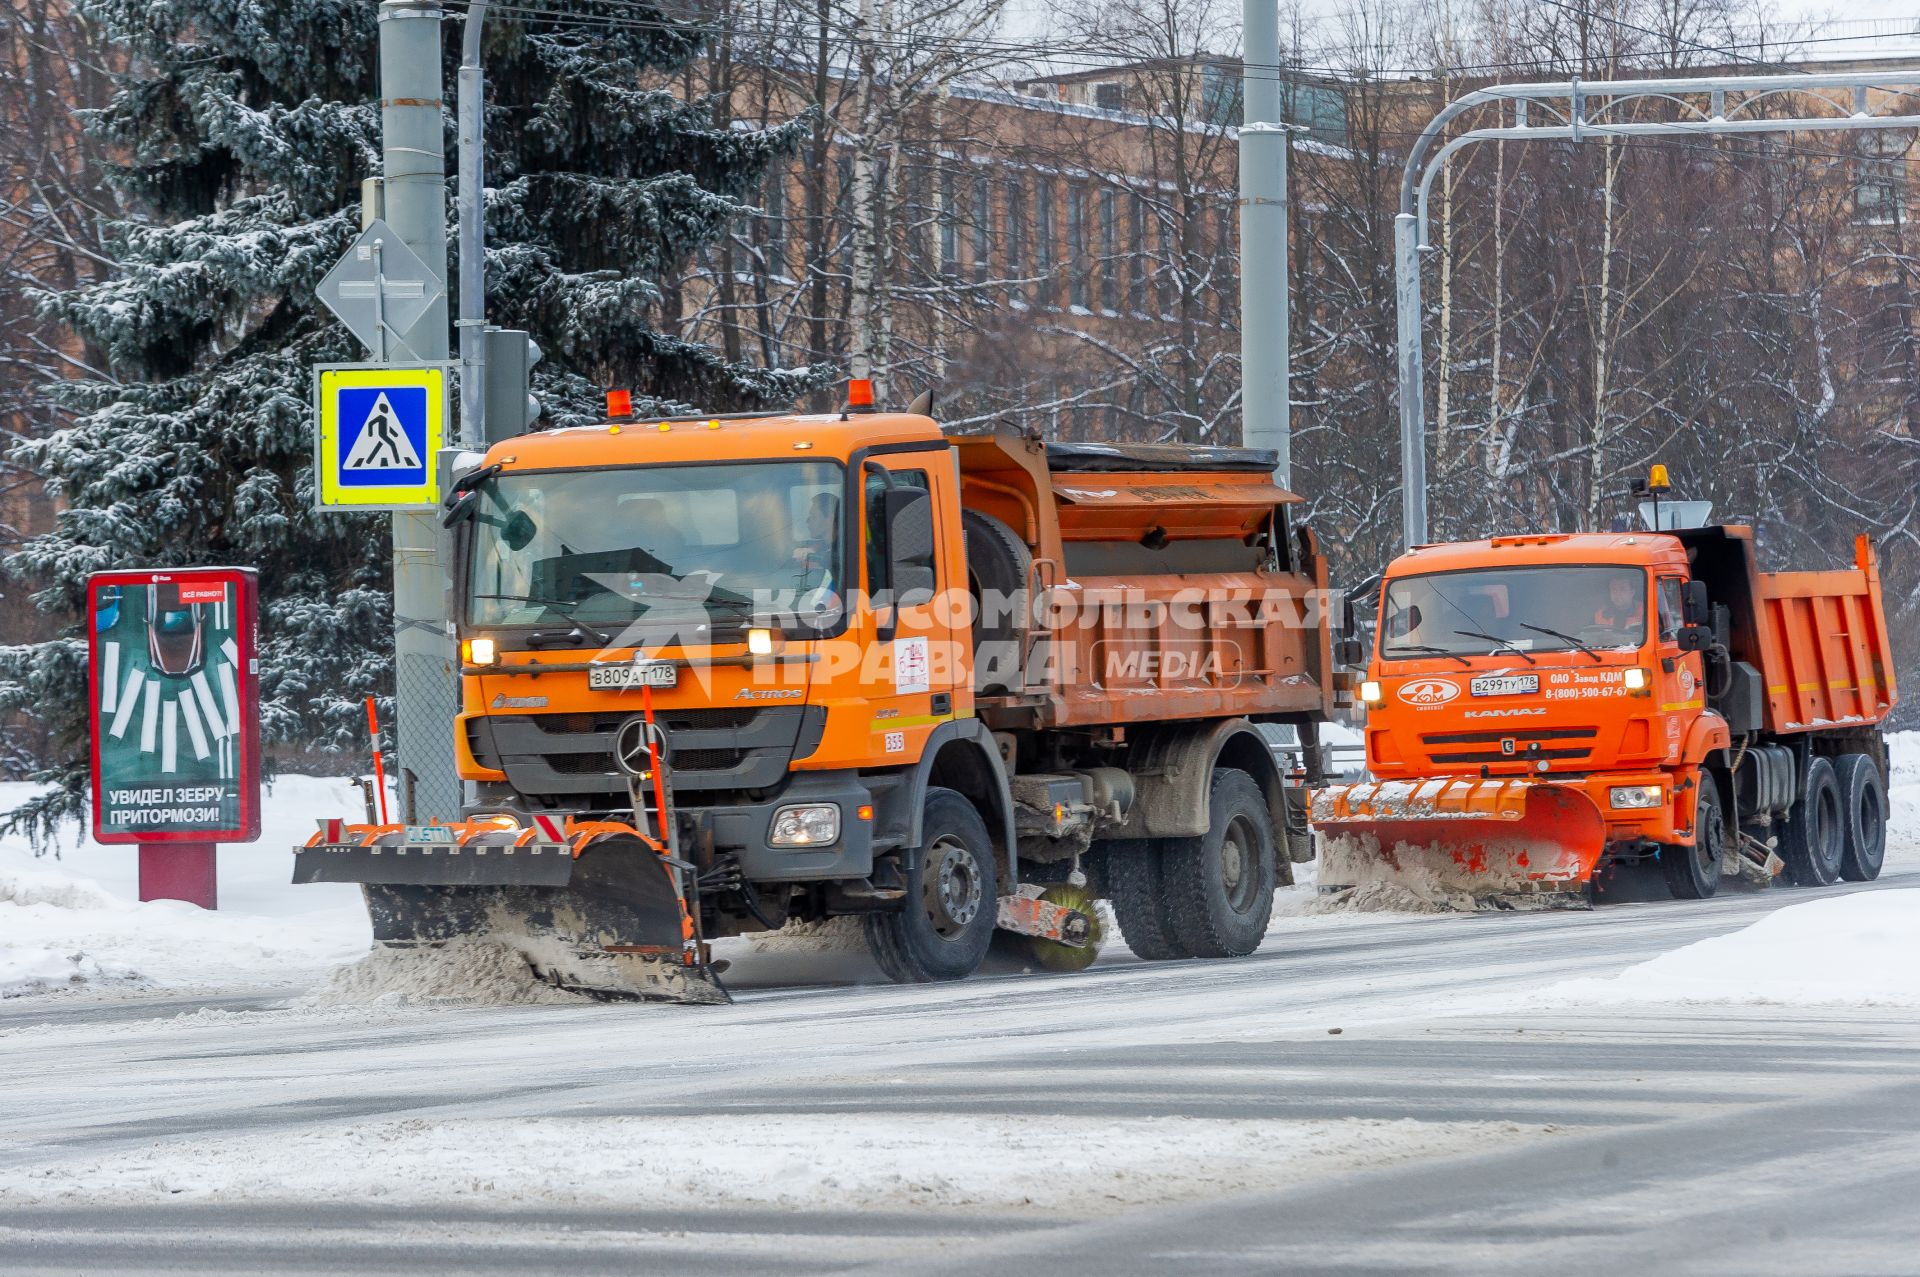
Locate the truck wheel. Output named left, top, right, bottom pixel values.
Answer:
left=863, top=788, right=998, bottom=983
left=1662, top=774, right=1723, bottom=900
left=1162, top=768, right=1276, bottom=958
left=1104, top=840, right=1192, bottom=961
left=1836, top=753, right=1887, bottom=882
left=1779, top=756, right=1844, bottom=887
left=960, top=509, right=1030, bottom=696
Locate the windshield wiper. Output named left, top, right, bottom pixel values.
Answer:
left=1451, top=628, right=1537, bottom=664
left=1381, top=643, right=1471, bottom=667
left=471, top=592, right=609, bottom=645
left=1518, top=622, right=1602, bottom=662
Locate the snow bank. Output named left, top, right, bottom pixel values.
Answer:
left=0, top=776, right=372, bottom=998
left=0, top=1114, right=1563, bottom=1213
left=1543, top=889, right=1920, bottom=1009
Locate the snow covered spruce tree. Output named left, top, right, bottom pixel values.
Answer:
left=0, top=0, right=815, bottom=840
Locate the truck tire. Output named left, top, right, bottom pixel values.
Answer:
left=1104, top=839, right=1191, bottom=961
left=1779, top=755, right=1844, bottom=888
left=960, top=509, right=1030, bottom=696
left=863, top=788, right=998, bottom=983
left=1161, top=768, right=1276, bottom=958
left=1662, top=773, right=1723, bottom=901
left=1836, top=753, right=1887, bottom=882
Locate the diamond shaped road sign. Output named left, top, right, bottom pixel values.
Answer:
left=316, top=219, right=444, bottom=357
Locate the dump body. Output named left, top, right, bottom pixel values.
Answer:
left=302, top=407, right=1338, bottom=989
left=1316, top=525, right=1896, bottom=903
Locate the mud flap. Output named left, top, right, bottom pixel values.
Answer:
left=295, top=823, right=729, bottom=1004
left=1311, top=779, right=1609, bottom=908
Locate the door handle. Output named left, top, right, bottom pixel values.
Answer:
left=931, top=692, right=952, bottom=716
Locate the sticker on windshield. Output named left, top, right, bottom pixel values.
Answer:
left=1398, top=677, right=1461, bottom=706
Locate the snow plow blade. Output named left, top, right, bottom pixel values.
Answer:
left=1310, top=779, right=1608, bottom=909
left=293, top=819, right=729, bottom=1004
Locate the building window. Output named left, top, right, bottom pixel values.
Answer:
left=1094, top=81, right=1125, bottom=112
left=1099, top=188, right=1118, bottom=312
left=1857, top=131, right=1909, bottom=225
left=903, top=161, right=929, bottom=274
left=1155, top=211, right=1174, bottom=315
left=759, top=167, right=786, bottom=278
left=1035, top=178, right=1055, bottom=307
left=1215, top=204, right=1235, bottom=325
left=1067, top=185, right=1089, bottom=310
left=973, top=172, right=993, bottom=283
left=940, top=166, right=958, bottom=275
left=1005, top=174, right=1026, bottom=304
left=1201, top=64, right=1242, bottom=127
left=1123, top=193, right=1144, bottom=312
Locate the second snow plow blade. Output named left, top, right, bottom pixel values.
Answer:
left=293, top=819, right=729, bottom=1004
left=1311, top=779, right=1608, bottom=908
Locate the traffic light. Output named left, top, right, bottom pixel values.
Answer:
left=482, top=326, right=542, bottom=444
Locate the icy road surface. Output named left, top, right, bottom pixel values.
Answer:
left=3, top=870, right=1919, bottom=1274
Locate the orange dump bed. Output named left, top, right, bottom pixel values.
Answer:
left=1747, top=535, right=1897, bottom=733
left=953, top=431, right=1335, bottom=730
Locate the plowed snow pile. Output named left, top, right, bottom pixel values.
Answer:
left=1307, top=835, right=1489, bottom=913
left=299, top=940, right=584, bottom=1007
left=1541, top=888, right=1920, bottom=1008
left=0, top=1114, right=1564, bottom=1213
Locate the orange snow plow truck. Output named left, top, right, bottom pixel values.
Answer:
left=295, top=393, right=1340, bottom=1001
left=1315, top=500, right=1897, bottom=906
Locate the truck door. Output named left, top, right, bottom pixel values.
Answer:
left=862, top=459, right=962, bottom=765
left=1656, top=575, right=1703, bottom=758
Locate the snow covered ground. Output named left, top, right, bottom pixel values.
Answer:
left=4, top=732, right=1918, bottom=1001
left=0, top=775, right=372, bottom=998
left=0, top=1112, right=1562, bottom=1213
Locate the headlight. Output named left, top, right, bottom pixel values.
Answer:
left=1360, top=680, right=1384, bottom=705
left=769, top=804, right=840, bottom=846
left=746, top=627, right=775, bottom=656
left=463, top=637, right=497, bottom=666
left=1623, top=667, right=1649, bottom=691
left=1609, top=784, right=1663, bottom=810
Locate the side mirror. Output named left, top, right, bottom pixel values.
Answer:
left=1333, top=636, right=1366, bottom=668
left=1677, top=624, right=1712, bottom=653
left=883, top=487, right=936, bottom=606
left=1682, top=580, right=1710, bottom=625
left=502, top=510, right=536, bottom=552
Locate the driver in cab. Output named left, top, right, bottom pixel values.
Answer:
left=1592, top=575, right=1646, bottom=642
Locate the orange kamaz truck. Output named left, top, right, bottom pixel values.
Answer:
left=1314, top=499, right=1896, bottom=906
left=295, top=391, right=1340, bottom=999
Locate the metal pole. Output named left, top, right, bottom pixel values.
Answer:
left=378, top=0, right=463, bottom=822
left=1239, top=1, right=1288, bottom=486
left=1394, top=212, right=1427, bottom=548
left=1393, top=68, right=1920, bottom=551
left=457, top=0, right=490, bottom=449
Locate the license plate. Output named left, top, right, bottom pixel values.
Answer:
left=1470, top=674, right=1538, bottom=697
left=588, top=661, right=678, bottom=690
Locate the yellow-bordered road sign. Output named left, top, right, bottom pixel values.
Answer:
left=313, top=363, right=451, bottom=510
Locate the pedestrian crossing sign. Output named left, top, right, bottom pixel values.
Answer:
left=314, top=363, right=450, bottom=510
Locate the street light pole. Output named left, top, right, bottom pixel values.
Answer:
left=1238, top=1, right=1289, bottom=487
left=457, top=0, right=490, bottom=449
left=378, top=0, right=461, bottom=822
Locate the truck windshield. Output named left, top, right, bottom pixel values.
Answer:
left=465, top=461, right=845, bottom=633
left=1379, top=565, right=1647, bottom=659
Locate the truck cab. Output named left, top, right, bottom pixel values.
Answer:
left=1358, top=531, right=1715, bottom=849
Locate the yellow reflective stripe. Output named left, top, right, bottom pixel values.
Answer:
left=1659, top=699, right=1704, bottom=712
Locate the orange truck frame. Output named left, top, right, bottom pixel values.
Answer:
left=296, top=402, right=1340, bottom=993
left=1314, top=522, right=1897, bottom=903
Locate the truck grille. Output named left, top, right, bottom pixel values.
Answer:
left=468, top=707, right=819, bottom=801
left=1420, top=726, right=1597, bottom=765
